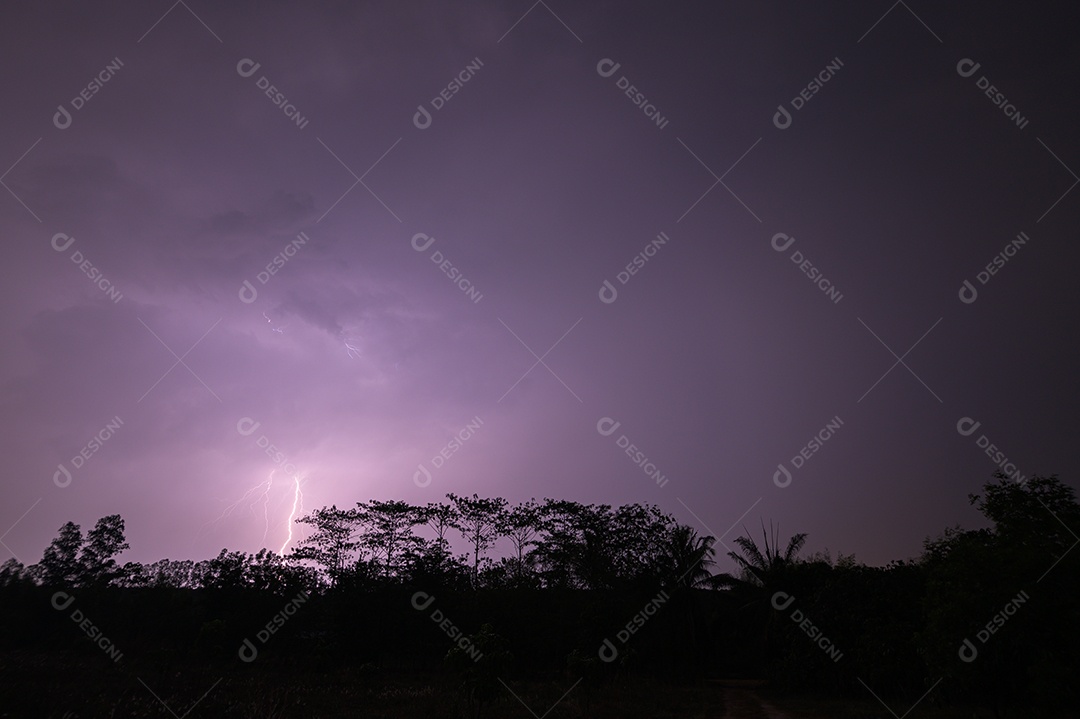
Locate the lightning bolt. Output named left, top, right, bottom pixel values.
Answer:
left=206, top=470, right=276, bottom=530
left=260, top=469, right=276, bottom=545
left=204, top=468, right=307, bottom=554
left=343, top=337, right=362, bottom=359
left=280, top=473, right=305, bottom=555
left=263, top=311, right=286, bottom=334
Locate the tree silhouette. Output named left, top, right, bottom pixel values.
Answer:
left=291, top=504, right=360, bottom=587
left=447, top=493, right=507, bottom=588
left=534, top=500, right=618, bottom=589
left=609, top=503, right=675, bottom=584
left=714, top=521, right=807, bottom=674
left=717, top=521, right=806, bottom=591
left=421, top=501, right=460, bottom=546
left=356, top=499, right=422, bottom=581
left=32, top=515, right=130, bottom=588
left=663, top=524, right=717, bottom=589
left=919, top=473, right=1080, bottom=712
left=0, top=558, right=29, bottom=588
left=196, top=548, right=251, bottom=589
left=970, top=472, right=1080, bottom=554
left=499, top=499, right=541, bottom=586
left=35, top=521, right=83, bottom=587
left=78, top=514, right=130, bottom=586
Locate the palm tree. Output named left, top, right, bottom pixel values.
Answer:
left=714, top=521, right=807, bottom=675
left=660, top=525, right=719, bottom=666
left=665, top=524, right=718, bottom=589
left=716, top=521, right=806, bottom=592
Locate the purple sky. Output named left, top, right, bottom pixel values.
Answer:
left=2, top=1, right=1078, bottom=570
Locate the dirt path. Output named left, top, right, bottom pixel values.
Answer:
left=716, top=684, right=798, bottom=719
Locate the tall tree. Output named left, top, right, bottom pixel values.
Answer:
left=35, top=521, right=83, bottom=586
left=356, top=500, right=422, bottom=581
left=78, top=514, right=130, bottom=586
left=447, top=493, right=507, bottom=588
left=290, top=504, right=360, bottom=587
left=499, top=499, right=541, bottom=584
left=196, top=549, right=251, bottom=590
left=422, top=501, right=460, bottom=547
left=919, top=473, right=1080, bottom=712
left=716, top=521, right=806, bottom=591
left=534, top=500, right=638, bottom=589
left=714, top=521, right=808, bottom=673
left=609, top=503, right=675, bottom=584
left=0, top=558, right=29, bottom=587
left=663, top=524, right=718, bottom=589
left=970, top=472, right=1080, bottom=553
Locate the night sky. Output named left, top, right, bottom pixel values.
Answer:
left=2, top=1, right=1077, bottom=570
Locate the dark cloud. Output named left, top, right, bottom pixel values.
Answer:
left=1, top=1, right=1077, bottom=568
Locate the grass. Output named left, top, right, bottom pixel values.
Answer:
left=0, top=651, right=1070, bottom=718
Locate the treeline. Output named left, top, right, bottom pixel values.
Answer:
left=1, top=474, right=1077, bottom=716
left=0, top=516, right=313, bottom=594
left=1, top=494, right=718, bottom=595
left=288, top=494, right=717, bottom=592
